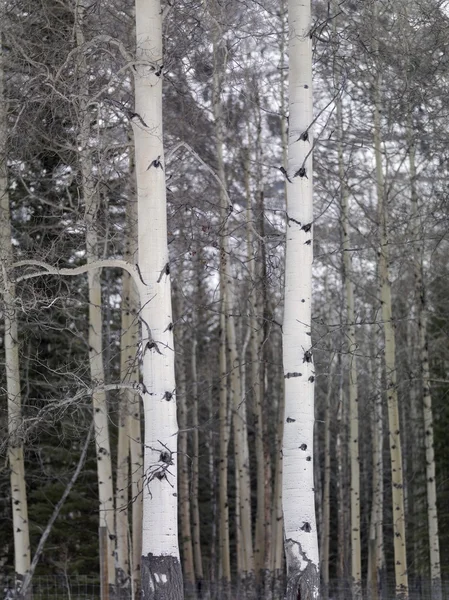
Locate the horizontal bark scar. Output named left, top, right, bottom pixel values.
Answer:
left=285, top=372, right=302, bottom=378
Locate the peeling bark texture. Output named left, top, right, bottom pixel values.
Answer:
left=141, top=554, right=183, bottom=600
left=284, top=543, right=319, bottom=600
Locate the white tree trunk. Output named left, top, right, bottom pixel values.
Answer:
left=191, top=331, right=204, bottom=592
left=0, top=30, right=31, bottom=597
left=282, top=0, right=319, bottom=596
left=320, top=356, right=337, bottom=600
left=74, top=4, right=115, bottom=596
left=374, top=69, right=408, bottom=600
left=336, top=85, right=362, bottom=600
left=367, top=338, right=385, bottom=600
left=133, top=0, right=182, bottom=597
left=175, top=289, right=195, bottom=596
left=408, top=124, right=442, bottom=600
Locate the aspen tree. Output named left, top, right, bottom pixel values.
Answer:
left=117, top=179, right=141, bottom=598
left=335, top=59, right=362, bottom=600
left=175, top=284, right=195, bottom=597
left=1, top=24, right=31, bottom=598
left=271, top=10, right=287, bottom=593
left=408, top=123, right=442, bottom=600
left=212, top=39, right=254, bottom=591
left=122, top=153, right=143, bottom=600
left=320, top=356, right=337, bottom=600
left=367, top=332, right=385, bottom=600
left=190, top=317, right=203, bottom=593
left=373, top=61, right=409, bottom=600
left=133, top=0, right=183, bottom=596
left=282, top=0, right=319, bottom=596
left=213, top=32, right=231, bottom=596
left=75, top=4, right=115, bottom=596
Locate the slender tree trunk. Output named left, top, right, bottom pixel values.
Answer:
left=373, top=68, right=408, bottom=600
left=116, top=131, right=141, bottom=600
left=244, top=143, right=266, bottom=593
left=271, top=12, right=287, bottom=595
left=214, top=43, right=231, bottom=594
left=116, top=375, right=130, bottom=597
left=121, top=178, right=143, bottom=600
left=128, top=275, right=143, bottom=600
left=191, top=329, right=204, bottom=596
left=133, top=0, right=183, bottom=597
left=175, top=288, right=196, bottom=598
left=218, top=301, right=230, bottom=597
left=336, top=363, right=349, bottom=599
left=0, top=30, right=31, bottom=598
left=408, top=123, right=442, bottom=600
left=282, top=0, right=319, bottom=596
left=75, top=4, right=115, bottom=597
left=367, top=334, right=385, bottom=600
left=320, top=356, right=337, bottom=600
left=117, top=233, right=140, bottom=600
left=336, top=82, right=362, bottom=600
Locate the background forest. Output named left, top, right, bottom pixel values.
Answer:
left=1, top=0, right=449, bottom=599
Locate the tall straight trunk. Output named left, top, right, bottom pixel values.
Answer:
left=367, top=337, right=385, bottom=600
left=336, top=83, right=362, bottom=600
left=117, top=180, right=140, bottom=599
left=271, top=10, right=287, bottom=594
left=128, top=286, right=143, bottom=600
left=191, top=325, right=203, bottom=594
left=408, top=124, right=442, bottom=600
left=336, top=362, right=349, bottom=598
left=213, top=36, right=231, bottom=593
left=373, top=69, right=408, bottom=600
left=320, top=356, right=337, bottom=600
left=133, top=0, right=182, bottom=597
left=116, top=367, right=130, bottom=596
left=218, top=303, right=230, bottom=595
left=211, top=23, right=252, bottom=594
left=75, top=4, right=115, bottom=597
left=0, top=29, right=31, bottom=598
left=217, top=125, right=253, bottom=597
left=175, top=287, right=195, bottom=597
left=244, top=145, right=266, bottom=590
left=228, top=312, right=254, bottom=588
left=123, top=170, right=143, bottom=600
left=282, top=0, right=319, bottom=597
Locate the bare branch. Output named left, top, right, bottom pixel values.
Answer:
left=12, top=259, right=144, bottom=290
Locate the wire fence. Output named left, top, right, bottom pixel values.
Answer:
left=3, top=577, right=101, bottom=600
left=3, top=576, right=449, bottom=599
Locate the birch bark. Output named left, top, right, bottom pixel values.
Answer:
left=282, top=0, right=319, bottom=596
left=0, top=27, right=31, bottom=598
left=133, top=0, right=182, bottom=596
